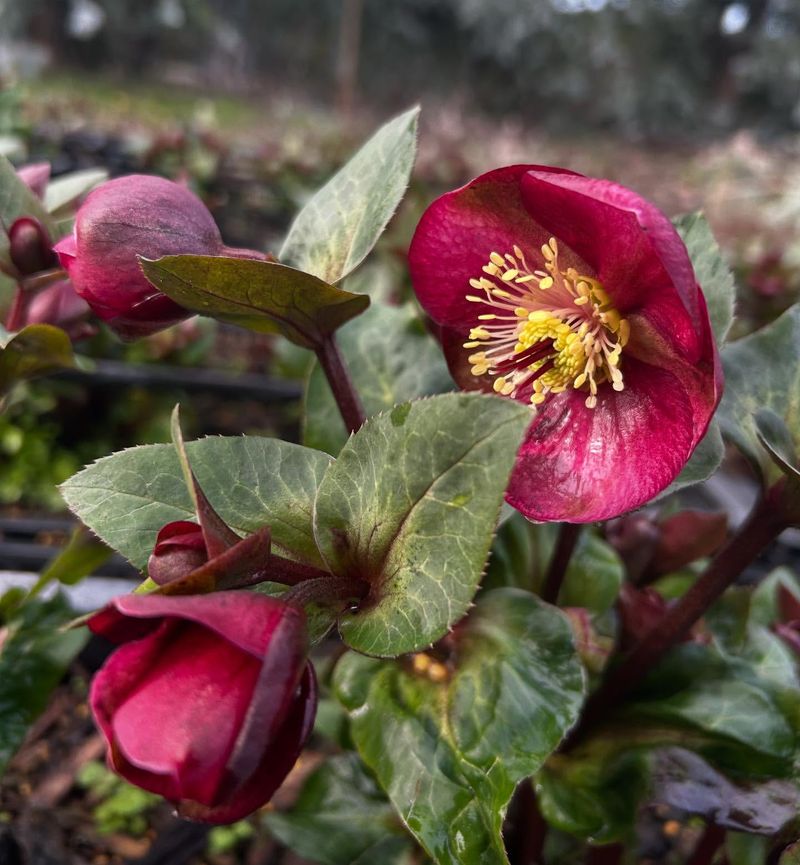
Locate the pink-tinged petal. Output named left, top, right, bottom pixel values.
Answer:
left=89, top=592, right=301, bottom=658
left=506, top=359, right=695, bottom=523
left=519, top=170, right=706, bottom=361
left=177, top=664, right=317, bottom=824
left=54, top=232, right=77, bottom=267
left=24, top=279, right=90, bottom=327
left=104, top=623, right=260, bottom=806
left=409, top=165, right=589, bottom=330
left=16, top=163, right=50, bottom=199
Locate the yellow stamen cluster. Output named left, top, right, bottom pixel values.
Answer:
left=463, top=238, right=630, bottom=409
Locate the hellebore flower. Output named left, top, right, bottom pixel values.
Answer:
left=23, top=279, right=92, bottom=339
left=53, top=175, right=226, bottom=339
left=88, top=592, right=316, bottom=824
left=409, top=165, right=721, bottom=522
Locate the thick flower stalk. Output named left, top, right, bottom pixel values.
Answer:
left=88, top=592, right=316, bottom=824
left=409, top=165, right=722, bottom=522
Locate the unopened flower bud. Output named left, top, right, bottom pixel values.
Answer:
left=8, top=217, right=57, bottom=276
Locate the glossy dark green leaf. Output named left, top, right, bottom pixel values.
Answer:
left=280, top=108, right=419, bottom=284
left=623, top=636, right=800, bottom=777
left=264, top=754, right=410, bottom=865
left=314, top=393, right=530, bottom=656
left=0, top=324, right=74, bottom=398
left=559, top=532, right=624, bottom=614
left=726, top=833, right=771, bottom=865
left=140, top=255, right=369, bottom=348
left=0, top=594, right=87, bottom=772
left=673, top=211, right=735, bottom=344
left=60, top=436, right=331, bottom=569
left=334, top=590, right=585, bottom=865
left=718, top=304, right=800, bottom=479
left=304, top=303, right=453, bottom=455
left=0, top=154, right=56, bottom=270
left=535, top=741, right=648, bottom=844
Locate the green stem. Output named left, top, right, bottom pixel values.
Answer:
left=541, top=523, right=581, bottom=604
left=566, top=489, right=787, bottom=748
left=316, top=334, right=366, bottom=434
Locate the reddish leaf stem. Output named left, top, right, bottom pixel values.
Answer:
left=4, top=284, right=25, bottom=331
left=507, top=779, right=546, bottom=865
left=541, top=523, right=581, bottom=604
left=282, top=574, right=369, bottom=610
left=315, top=334, right=366, bottom=434
left=687, top=824, right=725, bottom=865
left=566, top=489, right=788, bottom=748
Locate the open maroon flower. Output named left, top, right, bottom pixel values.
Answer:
left=88, top=592, right=316, bottom=824
left=409, top=165, right=722, bottom=522
left=54, top=175, right=226, bottom=340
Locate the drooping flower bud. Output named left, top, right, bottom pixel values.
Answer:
left=8, top=217, right=57, bottom=277
left=54, top=175, right=226, bottom=340
left=88, top=592, right=316, bottom=824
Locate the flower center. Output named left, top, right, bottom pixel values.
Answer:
left=463, top=238, right=630, bottom=409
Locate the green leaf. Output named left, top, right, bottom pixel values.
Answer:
left=559, top=532, right=624, bottom=614
left=27, top=527, right=112, bottom=600
left=60, top=436, right=331, bottom=569
left=536, top=741, right=648, bottom=843
left=334, top=590, right=585, bottom=865
left=0, top=594, right=87, bottom=772
left=280, top=107, right=419, bottom=284
left=657, top=418, right=724, bottom=499
left=44, top=167, right=107, bottom=216
left=314, top=393, right=530, bottom=656
left=673, top=211, right=735, bottom=344
left=304, top=303, right=453, bottom=455
left=718, top=304, right=800, bottom=479
left=140, top=255, right=369, bottom=348
left=0, top=154, right=56, bottom=270
left=623, top=638, right=800, bottom=776
left=726, top=833, right=771, bottom=865
left=754, top=407, right=800, bottom=480
left=264, top=754, right=410, bottom=865
left=0, top=323, right=75, bottom=399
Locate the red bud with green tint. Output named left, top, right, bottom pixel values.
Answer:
left=409, top=165, right=722, bottom=522
left=54, top=175, right=225, bottom=339
left=88, top=592, right=316, bottom=824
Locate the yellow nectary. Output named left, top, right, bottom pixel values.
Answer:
left=463, top=237, right=630, bottom=408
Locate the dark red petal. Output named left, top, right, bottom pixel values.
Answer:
left=177, top=664, right=318, bottom=824
left=100, top=623, right=260, bottom=806
left=88, top=592, right=302, bottom=658
left=519, top=170, right=706, bottom=361
left=506, top=360, right=696, bottom=523
left=408, top=165, right=588, bottom=330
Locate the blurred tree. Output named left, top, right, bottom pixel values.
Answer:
left=9, top=0, right=800, bottom=139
